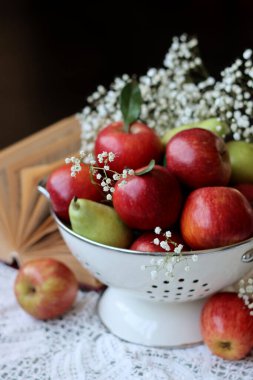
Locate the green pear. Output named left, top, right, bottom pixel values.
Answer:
left=226, top=141, right=253, bottom=183
left=69, top=198, right=133, bottom=248
left=161, top=118, right=230, bottom=145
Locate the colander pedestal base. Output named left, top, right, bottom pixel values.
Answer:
left=98, top=287, right=205, bottom=347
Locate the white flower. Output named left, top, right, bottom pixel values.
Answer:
left=153, top=238, right=160, bottom=246
left=154, top=227, right=162, bottom=234
left=113, top=173, right=121, bottom=181
left=96, top=173, right=102, bottom=180
left=192, top=255, right=198, bottom=262
left=246, top=285, right=253, bottom=293
left=104, top=165, right=110, bottom=170
left=174, top=244, right=183, bottom=254
left=160, top=241, right=170, bottom=251
left=165, top=231, right=172, bottom=238
left=243, top=49, right=252, bottom=60
left=97, top=155, right=103, bottom=163
left=108, top=152, right=115, bottom=162
left=106, top=194, right=112, bottom=201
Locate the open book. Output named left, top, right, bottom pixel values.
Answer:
left=0, top=116, right=103, bottom=290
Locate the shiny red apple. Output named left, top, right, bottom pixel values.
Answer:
left=14, top=258, right=78, bottom=320
left=181, top=187, right=253, bottom=250
left=113, top=165, right=182, bottom=230
left=201, top=292, right=253, bottom=360
left=130, top=231, right=188, bottom=252
left=46, top=163, right=103, bottom=222
left=234, top=183, right=253, bottom=208
left=94, top=121, right=164, bottom=172
left=165, top=128, right=231, bottom=188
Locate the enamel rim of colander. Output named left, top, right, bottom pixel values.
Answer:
left=51, top=209, right=253, bottom=257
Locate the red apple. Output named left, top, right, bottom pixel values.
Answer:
left=46, top=163, right=103, bottom=222
left=130, top=231, right=188, bottom=252
left=234, top=183, right=253, bottom=208
left=113, top=165, right=182, bottom=230
left=181, top=187, right=253, bottom=250
left=94, top=121, right=164, bottom=172
left=201, top=292, right=253, bottom=360
left=165, top=128, right=231, bottom=188
left=14, top=258, right=78, bottom=320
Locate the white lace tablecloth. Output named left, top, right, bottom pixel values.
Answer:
left=0, top=263, right=252, bottom=380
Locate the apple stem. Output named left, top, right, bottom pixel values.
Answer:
left=72, top=197, right=80, bottom=210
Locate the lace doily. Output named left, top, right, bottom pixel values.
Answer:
left=0, top=263, right=252, bottom=380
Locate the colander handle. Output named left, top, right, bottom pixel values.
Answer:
left=241, top=249, right=253, bottom=263
left=37, top=180, right=50, bottom=201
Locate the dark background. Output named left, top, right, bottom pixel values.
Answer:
left=1, top=0, right=253, bottom=149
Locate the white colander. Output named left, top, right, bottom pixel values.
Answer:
left=39, top=184, right=253, bottom=347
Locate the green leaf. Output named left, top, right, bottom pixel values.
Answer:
left=120, top=80, right=142, bottom=132
left=135, top=159, right=155, bottom=176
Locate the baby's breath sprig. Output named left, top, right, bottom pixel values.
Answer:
left=238, top=278, right=253, bottom=316
left=78, top=34, right=253, bottom=157
left=141, top=227, right=198, bottom=280
left=65, top=151, right=135, bottom=201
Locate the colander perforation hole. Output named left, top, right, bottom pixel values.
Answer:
left=202, top=283, right=208, bottom=287
left=164, top=290, right=170, bottom=293
left=188, top=294, right=193, bottom=298
left=193, top=279, right=199, bottom=283
left=163, top=295, right=169, bottom=298
left=177, top=287, right=183, bottom=290
left=176, top=293, right=182, bottom=296
left=189, top=289, right=195, bottom=292
left=96, top=272, right=101, bottom=276
left=205, top=288, right=210, bottom=292
left=84, top=262, right=89, bottom=266
left=147, top=291, right=152, bottom=294
left=152, top=285, right=158, bottom=288
left=178, top=278, right=185, bottom=282
left=150, top=296, right=155, bottom=299
left=163, top=280, right=169, bottom=284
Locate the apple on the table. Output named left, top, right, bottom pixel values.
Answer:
left=14, top=258, right=78, bottom=320
left=201, top=292, right=253, bottom=360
